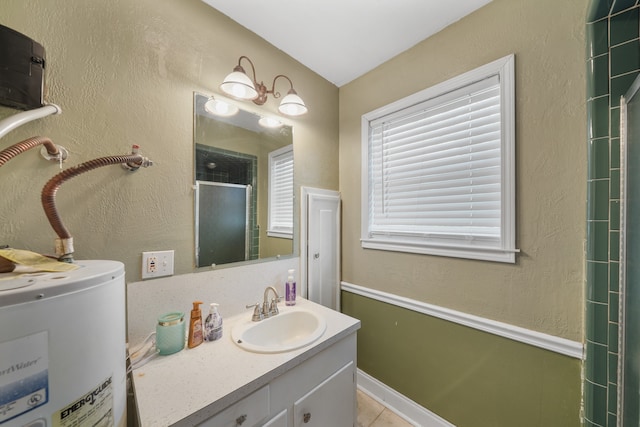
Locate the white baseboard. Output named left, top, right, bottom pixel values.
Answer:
left=342, top=281, right=583, bottom=359
left=357, top=369, right=455, bottom=427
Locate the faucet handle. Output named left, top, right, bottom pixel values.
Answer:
left=269, top=298, right=280, bottom=316
left=246, top=303, right=264, bottom=322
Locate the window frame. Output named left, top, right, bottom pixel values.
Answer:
left=360, top=54, right=516, bottom=263
left=267, top=144, right=294, bottom=239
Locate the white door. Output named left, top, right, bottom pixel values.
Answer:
left=301, top=187, right=341, bottom=310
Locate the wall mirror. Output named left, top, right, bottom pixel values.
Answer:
left=193, top=92, right=294, bottom=268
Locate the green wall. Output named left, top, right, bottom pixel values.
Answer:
left=343, top=292, right=582, bottom=426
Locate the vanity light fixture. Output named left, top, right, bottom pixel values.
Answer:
left=258, top=116, right=283, bottom=128
left=220, top=56, right=308, bottom=117
left=204, top=97, right=239, bottom=117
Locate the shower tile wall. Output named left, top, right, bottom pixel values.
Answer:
left=195, top=144, right=259, bottom=260
left=586, top=1, right=640, bottom=426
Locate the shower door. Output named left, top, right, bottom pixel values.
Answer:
left=195, top=181, right=251, bottom=267
left=619, top=75, right=640, bottom=426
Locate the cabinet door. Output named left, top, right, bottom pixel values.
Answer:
left=293, top=361, right=355, bottom=427
left=262, top=409, right=288, bottom=427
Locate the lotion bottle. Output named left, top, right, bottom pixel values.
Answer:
left=187, top=301, right=204, bottom=348
left=204, top=303, right=223, bottom=341
left=285, top=269, right=296, bottom=306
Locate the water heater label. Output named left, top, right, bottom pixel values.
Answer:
left=0, top=331, right=49, bottom=424
left=53, top=376, right=113, bottom=427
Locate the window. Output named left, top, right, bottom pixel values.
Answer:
left=361, top=54, right=516, bottom=263
left=268, top=144, right=294, bottom=238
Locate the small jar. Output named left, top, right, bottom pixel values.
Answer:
left=156, top=312, right=185, bottom=355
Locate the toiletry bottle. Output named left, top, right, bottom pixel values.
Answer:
left=285, top=269, right=296, bottom=306
left=204, top=303, right=223, bottom=342
left=187, top=301, right=204, bottom=348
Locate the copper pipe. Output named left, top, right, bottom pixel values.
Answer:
left=41, top=153, right=147, bottom=261
left=0, top=136, right=60, bottom=168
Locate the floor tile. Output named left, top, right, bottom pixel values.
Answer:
left=370, top=409, right=414, bottom=427
left=357, top=390, right=385, bottom=427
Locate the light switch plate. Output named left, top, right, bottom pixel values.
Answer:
left=141, top=250, right=174, bottom=279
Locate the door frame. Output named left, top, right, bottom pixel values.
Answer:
left=300, top=186, right=341, bottom=303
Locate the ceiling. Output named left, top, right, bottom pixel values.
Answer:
left=202, top=0, right=493, bottom=87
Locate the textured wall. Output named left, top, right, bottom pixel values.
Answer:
left=339, top=0, right=587, bottom=341
left=0, top=0, right=338, bottom=283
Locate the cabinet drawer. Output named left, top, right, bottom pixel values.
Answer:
left=198, top=386, right=270, bottom=427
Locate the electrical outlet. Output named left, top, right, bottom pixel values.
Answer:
left=142, top=250, right=174, bottom=279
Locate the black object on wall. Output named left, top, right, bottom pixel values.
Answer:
left=0, top=24, right=46, bottom=110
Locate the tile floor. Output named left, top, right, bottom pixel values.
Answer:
left=357, top=389, right=413, bottom=427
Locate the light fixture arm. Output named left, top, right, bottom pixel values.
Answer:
left=254, top=74, right=296, bottom=106
left=235, top=56, right=258, bottom=84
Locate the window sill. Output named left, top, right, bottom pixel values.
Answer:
left=267, top=231, right=293, bottom=239
left=361, top=238, right=517, bottom=263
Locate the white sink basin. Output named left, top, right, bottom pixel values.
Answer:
left=231, top=309, right=327, bottom=353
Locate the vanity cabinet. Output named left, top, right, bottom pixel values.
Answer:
left=204, top=333, right=357, bottom=427
left=131, top=300, right=360, bottom=427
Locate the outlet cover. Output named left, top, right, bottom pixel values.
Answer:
left=142, top=250, right=174, bottom=279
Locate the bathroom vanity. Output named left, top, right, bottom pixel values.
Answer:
left=130, top=299, right=360, bottom=426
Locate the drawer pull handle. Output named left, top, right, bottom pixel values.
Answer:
left=236, top=414, right=247, bottom=425
left=303, top=412, right=311, bottom=423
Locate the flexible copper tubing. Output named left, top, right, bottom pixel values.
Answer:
left=41, top=153, right=146, bottom=247
left=0, top=136, right=60, bottom=168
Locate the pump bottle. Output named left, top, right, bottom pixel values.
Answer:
left=285, top=269, right=296, bottom=306
left=204, top=303, right=223, bottom=341
left=188, top=301, right=204, bottom=348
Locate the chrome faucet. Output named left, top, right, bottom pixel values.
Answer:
left=246, top=286, right=282, bottom=322
left=263, top=286, right=281, bottom=318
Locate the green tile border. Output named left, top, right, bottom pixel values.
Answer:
left=589, top=54, right=611, bottom=98
left=610, top=7, right=639, bottom=46
left=611, top=41, right=640, bottom=76
left=587, top=19, right=610, bottom=57
left=589, top=96, right=611, bottom=138
left=585, top=2, right=640, bottom=425
left=589, top=138, right=611, bottom=179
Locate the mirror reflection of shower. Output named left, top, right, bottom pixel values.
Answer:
left=195, top=145, right=257, bottom=267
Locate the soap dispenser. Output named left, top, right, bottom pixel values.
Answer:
left=187, top=301, right=204, bottom=348
left=204, top=303, right=223, bottom=342
left=285, top=269, right=296, bottom=306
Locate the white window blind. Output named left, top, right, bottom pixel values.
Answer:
left=370, top=76, right=501, bottom=241
left=268, top=145, right=293, bottom=238
left=362, top=55, right=516, bottom=262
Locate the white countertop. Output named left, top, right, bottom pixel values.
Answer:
left=131, top=299, right=360, bottom=426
